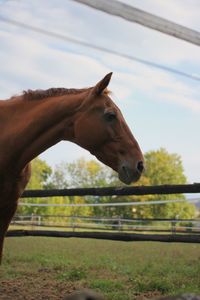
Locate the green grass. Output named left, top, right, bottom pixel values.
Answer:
left=1, top=237, right=200, bottom=299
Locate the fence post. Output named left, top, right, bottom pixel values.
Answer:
left=71, top=216, right=76, bottom=232
left=171, top=221, right=176, bottom=235
left=38, top=216, right=41, bottom=226
left=118, top=218, right=122, bottom=232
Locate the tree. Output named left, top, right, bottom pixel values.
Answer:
left=141, top=148, right=195, bottom=219
left=48, top=158, right=117, bottom=218
left=62, top=158, right=115, bottom=188
left=19, top=149, right=196, bottom=221
left=144, top=148, right=187, bottom=185
left=100, top=148, right=196, bottom=220
left=46, top=162, right=69, bottom=189
left=49, top=149, right=195, bottom=220
left=17, top=158, right=52, bottom=215
left=27, top=158, right=52, bottom=189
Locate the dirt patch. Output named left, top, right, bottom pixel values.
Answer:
left=0, top=275, right=163, bottom=300
left=135, top=291, right=163, bottom=300
left=0, top=275, right=77, bottom=300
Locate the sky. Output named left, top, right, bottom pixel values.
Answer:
left=0, top=0, right=200, bottom=183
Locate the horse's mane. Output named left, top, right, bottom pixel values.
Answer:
left=23, top=87, right=111, bottom=101
left=23, top=87, right=90, bottom=101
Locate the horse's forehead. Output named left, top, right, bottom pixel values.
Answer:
left=104, top=96, right=119, bottom=110
left=90, top=95, right=123, bottom=119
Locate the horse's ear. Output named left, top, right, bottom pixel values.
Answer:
left=91, top=72, right=113, bottom=96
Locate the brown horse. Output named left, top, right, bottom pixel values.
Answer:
left=0, top=73, right=144, bottom=262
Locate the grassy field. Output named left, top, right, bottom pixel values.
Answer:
left=0, top=237, right=200, bottom=300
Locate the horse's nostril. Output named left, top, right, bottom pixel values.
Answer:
left=137, top=161, right=144, bottom=173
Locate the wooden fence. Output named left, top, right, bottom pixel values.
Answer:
left=7, top=183, right=200, bottom=243
left=22, top=183, right=200, bottom=197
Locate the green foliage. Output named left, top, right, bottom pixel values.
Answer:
left=17, top=158, right=52, bottom=215
left=48, top=158, right=119, bottom=218
left=18, top=149, right=196, bottom=220
left=46, top=163, right=69, bottom=189
left=144, top=148, right=187, bottom=185
left=52, top=158, right=116, bottom=188
left=27, top=158, right=52, bottom=189
left=141, top=148, right=195, bottom=219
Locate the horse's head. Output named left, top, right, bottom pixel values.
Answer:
left=73, top=73, right=144, bottom=184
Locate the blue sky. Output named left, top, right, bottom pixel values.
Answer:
left=0, top=0, right=200, bottom=183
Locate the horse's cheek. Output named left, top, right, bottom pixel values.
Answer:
left=75, top=118, right=104, bottom=147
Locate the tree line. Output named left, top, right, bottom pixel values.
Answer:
left=17, top=148, right=197, bottom=220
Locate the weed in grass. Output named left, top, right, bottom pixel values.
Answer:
left=90, top=279, right=123, bottom=292
left=56, top=267, right=87, bottom=281
left=141, top=278, right=174, bottom=293
left=0, top=268, right=20, bottom=280
left=127, top=274, right=173, bottom=294
left=105, top=291, right=132, bottom=300
left=90, top=279, right=133, bottom=300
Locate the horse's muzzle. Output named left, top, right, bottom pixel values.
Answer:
left=118, top=160, right=144, bottom=184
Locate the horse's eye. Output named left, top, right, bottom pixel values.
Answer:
left=104, top=111, right=116, bottom=122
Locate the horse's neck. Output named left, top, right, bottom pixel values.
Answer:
left=0, top=93, right=85, bottom=174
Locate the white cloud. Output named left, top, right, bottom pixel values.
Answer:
left=160, top=93, right=200, bottom=113
left=1, top=25, right=199, bottom=116
left=0, top=29, right=111, bottom=98
left=107, top=63, right=200, bottom=115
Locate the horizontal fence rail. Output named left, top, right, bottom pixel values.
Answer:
left=10, top=223, right=200, bottom=235
left=13, top=215, right=200, bottom=222
left=22, top=183, right=200, bottom=198
left=19, top=198, right=200, bottom=207
left=11, top=215, right=200, bottom=236
left=6, top=230, right=200, bottom=243
left=11, top=222, right=200, bottom=234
